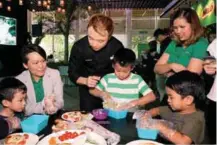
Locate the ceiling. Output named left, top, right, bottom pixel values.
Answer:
left=26, top=0, right=177, bottom=11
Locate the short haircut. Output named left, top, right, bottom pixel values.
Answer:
left=0, top=78, right=27, bottom=104
left=21, top=44, right=47, bottom=64
left=153, top=28, right=167, bottom=38
left=113, top=48, right=136, bottom=67
left=87, top=14, right=114, bottom=38
left=166, top=70, right=205, bottom=108
left=170, top=8, right=204, bottom=46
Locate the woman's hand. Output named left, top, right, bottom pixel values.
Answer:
left=44, top=95, right=58, bottom=114
left=204, top=59, right=216, bottom=75
left=86, top=76, right=101, bottom=88
left=170, top=63, right=186, bottom=73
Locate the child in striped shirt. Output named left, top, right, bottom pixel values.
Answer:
left=89, top=48, right=156, bottom=111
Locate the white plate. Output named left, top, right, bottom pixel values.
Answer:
left=61, top=111, right=82, bottom=122
left=4, top=133, right=39, bottom=145
left=126, top=140, right=163, bottom=145
left=37, top=130, right=87, bottom=145
left=84, top=132, right=107, bottom=145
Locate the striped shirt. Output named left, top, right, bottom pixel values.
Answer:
left=96, top=73, right=152, bottom=103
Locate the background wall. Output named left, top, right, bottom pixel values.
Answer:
left=0, top=1, right=27, bottom=77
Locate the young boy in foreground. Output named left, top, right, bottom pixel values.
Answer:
left=90, top=48, right=156, bottom=111
left=0, top=78, right=27, bottom=139
left=144, top=71, right=206, bottom=144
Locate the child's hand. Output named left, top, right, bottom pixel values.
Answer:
left=101, top=91, right=113, bottom=102
left=117, top=100, right=138, bottom=110
left=7, top=117, right=21, bottom=129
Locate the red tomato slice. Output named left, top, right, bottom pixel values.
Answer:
left=63, top=114, right=68, bottom=119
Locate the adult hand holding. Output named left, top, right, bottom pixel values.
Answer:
left=86, top=76, right=101, bottom=88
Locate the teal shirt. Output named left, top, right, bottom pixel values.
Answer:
left=165, top=37, right=208, bottom=67
left=32, top=77, right=44, bottom=103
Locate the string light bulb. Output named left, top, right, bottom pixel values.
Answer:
left=43, top=1, right=47, bottom=7
left=0, top=2, right=3, bottom=8
left=37, top=0, right=42, bottom=6
left=62, top=8, right=65, bottom=13
left=57, top=7, right=61, bottom=12
left=46, top=5, right=50, bottom=10
left=7, top=6, right=11, bottom=11
left=60, top=0, right=64, bottom=7
left=19, top=0, right=23, bottom=5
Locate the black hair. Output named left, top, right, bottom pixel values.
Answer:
left=153, top=28, right=167, bottom=38
left=21, top=44, right=47, bottom=64
left=0, top=78, right=27, bottom=104
left=113, top=48, right=136, bottom=67
left=166, top=71, right=205, bottom=109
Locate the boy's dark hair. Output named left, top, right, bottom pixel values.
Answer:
left=113, top=48, right=136, bottom=67
left=166, top=71, right=205, bottom=109
left=153, top=28, right=167, bottom=38
left=0, top=78, right=27, bottom=104
left=21, top=44, right=47, bottom=64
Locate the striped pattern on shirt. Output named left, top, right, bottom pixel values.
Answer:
left=96, top=73, right=152, bottom=100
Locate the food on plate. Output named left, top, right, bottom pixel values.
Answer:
left=4, top=134, right=29, bottom=145
left=52, top=119, right=69, bottom=132
left=62, top=111, right=82, bottom=122
left=48, top=131, right=85, bottom=145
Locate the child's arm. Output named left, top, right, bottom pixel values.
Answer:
left=118, top=92, right=156, bottom=110
left=89, top=88, right=111, bottom=101
left=157, top=123, right=192, bottom=144
left=136, top=91, right=156, bottom=106
left=147, top=107, right=160, bottom=117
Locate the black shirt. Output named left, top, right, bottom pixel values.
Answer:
left=68, top=36, right=124, bottom=83
left=68, top=35, right=124, bottom=111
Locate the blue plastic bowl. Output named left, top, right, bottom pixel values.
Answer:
left=137, top=128, right=159, bottom=140
left=105, top=108, right=128, bottom=119
left=21, top=114, right=49, bottom=134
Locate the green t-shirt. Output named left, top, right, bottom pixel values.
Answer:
left=165, top=37, right=208, bottom=67
left=32, top=77, right=44, bottom=103
left=96, top=73, right=152, bottom=100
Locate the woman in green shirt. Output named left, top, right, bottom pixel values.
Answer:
left=154, top=8, right=208, bottom=77
left=16, top=45, right=64, bottom=116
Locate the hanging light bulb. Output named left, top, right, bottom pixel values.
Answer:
left=60, top=0, right=64, bottom=7
left=7, top=6, right=11, bottom=11
left=62, top=9, right=65, bottom=13
left=46, top=5, right=50, bottom=10
left=57, top=7, right=62, bottom=12
left=47, top=0, right=51, bottom=4
left=0, top=2, right=2, bottom=8
left=19, top=0, right=23, bottom=5
left=37, top=0, right=42, bottom=6
left=43, top=1, right=47, bottom=7
left=88, top=5, right=92, bottom=11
